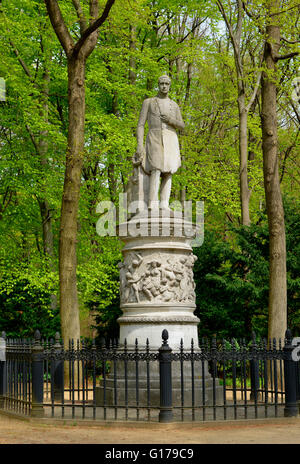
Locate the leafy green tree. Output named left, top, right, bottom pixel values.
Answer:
left=259, top=0, right=299, bottom=341
left=216, top=0, right=263, bottom=226
left=0, top=261, right=60, bottom=338
left=0, top=0, right=299, bottom=343
left=44, top=0, right=116, bottom=346
left=194, top=225, right=268, bottom=340
left=195, top=196, right=300, bottom=340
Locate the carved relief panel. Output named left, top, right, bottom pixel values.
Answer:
left=119, top=251, right=197, bottom=305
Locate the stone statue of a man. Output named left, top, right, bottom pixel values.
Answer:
left=135, top=75, right=185, bottom=211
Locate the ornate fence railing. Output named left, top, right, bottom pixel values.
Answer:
left=0, top=329, right=299, bottom=422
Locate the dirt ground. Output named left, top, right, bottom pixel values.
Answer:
left=0, top=413, right=300, bottom=444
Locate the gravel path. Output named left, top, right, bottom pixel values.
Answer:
left=0, top=413, right=299, bottom=444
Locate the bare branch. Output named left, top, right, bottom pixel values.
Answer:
left=9, top=39, right=33, bottom=79
left=226, top=212, right=235, bottom=223
left=241, top=1, right=264, bottom=34
left=89, top=0, right=99, bottom=25
left=72, top=0, right=115, bottom=57
left=246, top=71, right=262, bottom=112
left=7, top=36, right=66, bottom=124
left=177, top=17, right=208, bottom=44
left=280, top=37, right=300, bottom=45
left=241, top=1, right=259, bottom=20
left=8, top=38, right=47, bottom=96
left=72, top=0, right=87, bottom=33
left=79, top=0, right=99, bottom=58
left=0, top=8, right=37, bottom=83
left=156, top=14, right=176, bottom=31
left=25, top=124, right=40, bottom=156
left=270, top=4, right=300, bottom=17
left=290, top=100, right=300, bottom=125
left=216, top=0, right=244, bottom=79
left=44, top=0, right=74, bottom=57
left=275, top=52, right=299, bottom=61
left=156, top=25, right=170, bottom=46
left=0, top=187, right=14, bottom=218
left=246, top=48, right=264, bottom=112
left=279, top=131, right=299, bottom=183
left=236, top=0, right=244, bottom=45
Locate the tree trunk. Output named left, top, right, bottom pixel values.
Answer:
left=44, top=0, right=115, bottom=354
left=261, top=23, right=287, bottom=342
left=217, top=0, right=253, bottom=226
left=39, top=68, right=58, bottom=313
left=39, top=68, right=54, bottom=260
left=59, top=55, right=86, bottom=346
left=129, top=25, right=136, bottom=86
left=238, top=94, right=251, bottom=226
left=39, top=200, right=54, bottom=256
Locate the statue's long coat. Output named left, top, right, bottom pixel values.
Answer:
left=137, top=97, right=184, bottom=174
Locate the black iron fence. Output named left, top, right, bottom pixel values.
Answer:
left=0, top=329, right=299, bottom=422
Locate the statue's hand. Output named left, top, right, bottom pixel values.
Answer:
left=160, top=114, right=169, bottom=124
left=133, top=147, right=144, bottom=166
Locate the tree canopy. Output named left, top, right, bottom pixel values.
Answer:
left=0, top=0, right=299, bottom=340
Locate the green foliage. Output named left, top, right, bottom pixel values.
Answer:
left=0, top=0, right=299, bottom=339
left=0, top=262, right=60, bottom=338
left=83, top=257, right=122, bottom=342
left=195, top=196, right=300, bottom=340
left=194, top=224, right=269, bottom=340
left=285, top=197, right=300, bottom=334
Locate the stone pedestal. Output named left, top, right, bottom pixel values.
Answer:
left=95, top=212, right=223, bottom=408
left=95, top=359, right=221, bottom=408
left=117, top=213, right=199, bottom=349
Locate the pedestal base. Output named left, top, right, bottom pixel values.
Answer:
left=118, top=306, right=199, bottom=350
left=118, top=215, right=200, bottom=349
left=108, top=214, right=217, bottom=412
left=95, top=358, right=223, bottom=408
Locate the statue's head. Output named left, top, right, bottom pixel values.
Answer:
left=158, top=75, right=171, bottom=95
left=158, top=75, right=171, bottom=85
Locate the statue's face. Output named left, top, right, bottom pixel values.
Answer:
left=158, top=79, right=170, bottom=95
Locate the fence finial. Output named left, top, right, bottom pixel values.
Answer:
left=54, top=332, right=61, bottom=349
left=285, top=329, right=292, bottom=344
left=34, top=330, right=41, bottom=343
left=162, top=329, right=169, bottom=345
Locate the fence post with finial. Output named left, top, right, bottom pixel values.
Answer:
left=31, top=330, right=44, bottom=417
left=283, top=329, right=298, bottom=417
left=250, top=331, right=260, bottom=401
left=0, top=332, right=6, bottom=408
left=51, top=332, right=64, bottom=402
left=158, top=329, right=173, bottom=423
